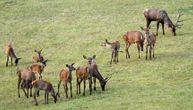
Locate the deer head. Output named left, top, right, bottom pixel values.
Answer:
left=83, top=55, right=96, bottom=65
left=100, top=73, right=113, bottom=91
left=66, top=63, right=76, bottom=72
left=15, top=58, right=21, bottom=66
left=34, top=49, right=42, bottom=55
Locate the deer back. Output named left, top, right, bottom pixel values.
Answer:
left=76, top=66, right=89, bottom=79
left=123, top=31, right=144, bottom=43
left=59, top=68, right=70, bottom=81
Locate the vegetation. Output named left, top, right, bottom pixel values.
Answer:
left=0, top=0, right=193, bottom=110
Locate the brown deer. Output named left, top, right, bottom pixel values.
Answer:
left=28, top=59, right=48, bottom=79
left=16, top=67, right=36, bottom=98
left=82, top=55, right=112, bottom=95
left=141, top=27, right=156, bottom=60
left=123, top=31, right=145, bottom=59
left=101, top=39, right=121, bottom=64
left=5, top=44, right=21, bottom=67
left=32, top=49, right=44, bottom=63
left=57, top=63, right=76, bottom=98
left=32, top=80, right=57, bottom=106
left=144, top=8, right=183, bottom=36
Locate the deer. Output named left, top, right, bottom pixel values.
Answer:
left=32, top=80, right=57, bottom=106
left=32, top=49, right=44, bottom=63
left=141, top=27, right=156, bottom=60
left=101, top=39, right=121, bottom=64
left=28, top=59, right=48, bottom=79
left=82, top=55, right=112, bottom=95
left=5, top=44, right=21, bottom=67
left=16, top=67, right=36, bottom=98
left=57, top=63, right=76, bottom=98
left=144, top=8, right=183, bottom=36
left=123, top=31, right=145, bottom=59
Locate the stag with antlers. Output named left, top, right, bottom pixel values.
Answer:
left=144, top=8, right=183, bottom=36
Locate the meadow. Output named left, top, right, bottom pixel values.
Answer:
left=0, top=0, right=193, bottom=110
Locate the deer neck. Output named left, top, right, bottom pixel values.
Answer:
left=9, top=48, right=17, bottom=59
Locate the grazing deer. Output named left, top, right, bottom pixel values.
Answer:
left=32, top=49, right=44, bottom=63
left=5, top=44, right=21, bottom=67
left=28, top=59, right=48, bottom=79
left=16, top=67, right=36, bottom=98
left=82, top=55, right=112, bottom=95
left=123, top=31, right=145, bottom=59
left=144, top=8, right=183, bottom=36
left=141, top=27, right=156, bottom=60
left=57, top=63, right=76, bottom=98
left=32, top=80, right=57, bottom=106
left=101, top=39, right=121, bottom=64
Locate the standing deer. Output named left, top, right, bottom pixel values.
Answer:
left=32, top=49, right=44, bottom=63
left=5, top=44, right=21, bottom=67
left=28, top=59, right=48, bottom=79
left=82, top=55, right=112, bottom=95
left=123, top=31, right=145, bottom=59
left=101, top=39, right=121, bottom=64
left=16, top=67, right=36, bottom=98
left=57, top=63, right=76, bottom=98
left=141, top=27, right=156, bottom=60
left=144, top=8, right=183, bottom=36
left=32, top=80, right=57, bottom=106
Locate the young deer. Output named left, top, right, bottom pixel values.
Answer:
left=32, top=49, right=44, bottom=63
left=123, top=31, right=145, bottom=59
left=5, top=44, right=21, bottom=67
left=16, top=67, right=36, bottom=98
left=82, top=55, right=112, bottom=95
left=141, top=27, right=156, bottom=60
left=57, top=63, right=76, bottom=98
left=32, top=80, right=57, bottom=106
left=101, top=39, right=121, bottom=64
left=76, top=66, right=88, bottom=96
left=28, top=59, right=48, bottom=79
left=144, top=8, right=183, bottom=36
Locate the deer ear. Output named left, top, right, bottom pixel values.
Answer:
left=83, top=55, right=87, bottom=59
left=66, top=64, right=69, bottom=67
left=93, top=55, right=96, bottom=59
left=140, top=27, right=144, bottom=30
left=71, top=63, right=75, bottom=66
left=34, top=49, right=37, bottom=52
left=105, top=39, right=108, bottom=42
left=17, top=58, right=22, bottom=60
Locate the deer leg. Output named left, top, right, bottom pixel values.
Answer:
left=30, top=84, right=33, bottom=97
left=150, top=46, right=152, bottom=60
left=64, top=82, right=68, bottom=98
left=21, top=80, right=28, bottom=98
left=161, top=22, right=165, bottom=35
left=146, top=45, right=148, bottom=60
left=76, top=78, right=79, bottom=95
left=153, top=45, right=155, bottom=58
left=137, top=43, right=140, bottom=59
left=34, top=88, right=39, bottom=106
left=26, top=80, right=29, bottom=98
left=110, top=51, right=113, bottom=64
left=83, top=80, right=86, bottom=96
left=89, top=77, right=92, bottom=95
left=70, top=81, right=73, bottom=98
left=44, top=92, right=47, bottom=104
left=93, top=77, right=96, bottom=91
left=156, top=22, right=160, bottom=36
left=11, top=57, right=13, bottom=66
left=125, top=43, right=129, bottom=59
left=47, top=92, right=49, bottom=104
left=57, top=80, right=61, bottom=97
left=6, top=56, right=9, bottom=67
left=146, top=19, right=151, bottom=28
left=116, top=51, right=119, bottom=63
left=79, top=79, right=82, bottom=94
left=18, top=78, right=21, bottom=98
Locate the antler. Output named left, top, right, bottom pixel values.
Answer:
left=175, top=10, right=184, bottom=28
left=105, top=73, right=113, bottom=82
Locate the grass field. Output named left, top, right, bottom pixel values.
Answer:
left=0, top=0, right=193, bottom=110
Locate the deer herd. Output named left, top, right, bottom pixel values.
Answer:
left=4, top=8, right=183, bottom=106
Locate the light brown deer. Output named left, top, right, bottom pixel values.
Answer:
left=57, top=63, right=76, bottom=98
left=5, top=44, right=21, bottom=67
left=28, top=60, right=48, bottom=79
left=123, top=31, right=145, bottom=59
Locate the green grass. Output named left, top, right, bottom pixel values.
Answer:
left=0, top=0, right=193, bottom=110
